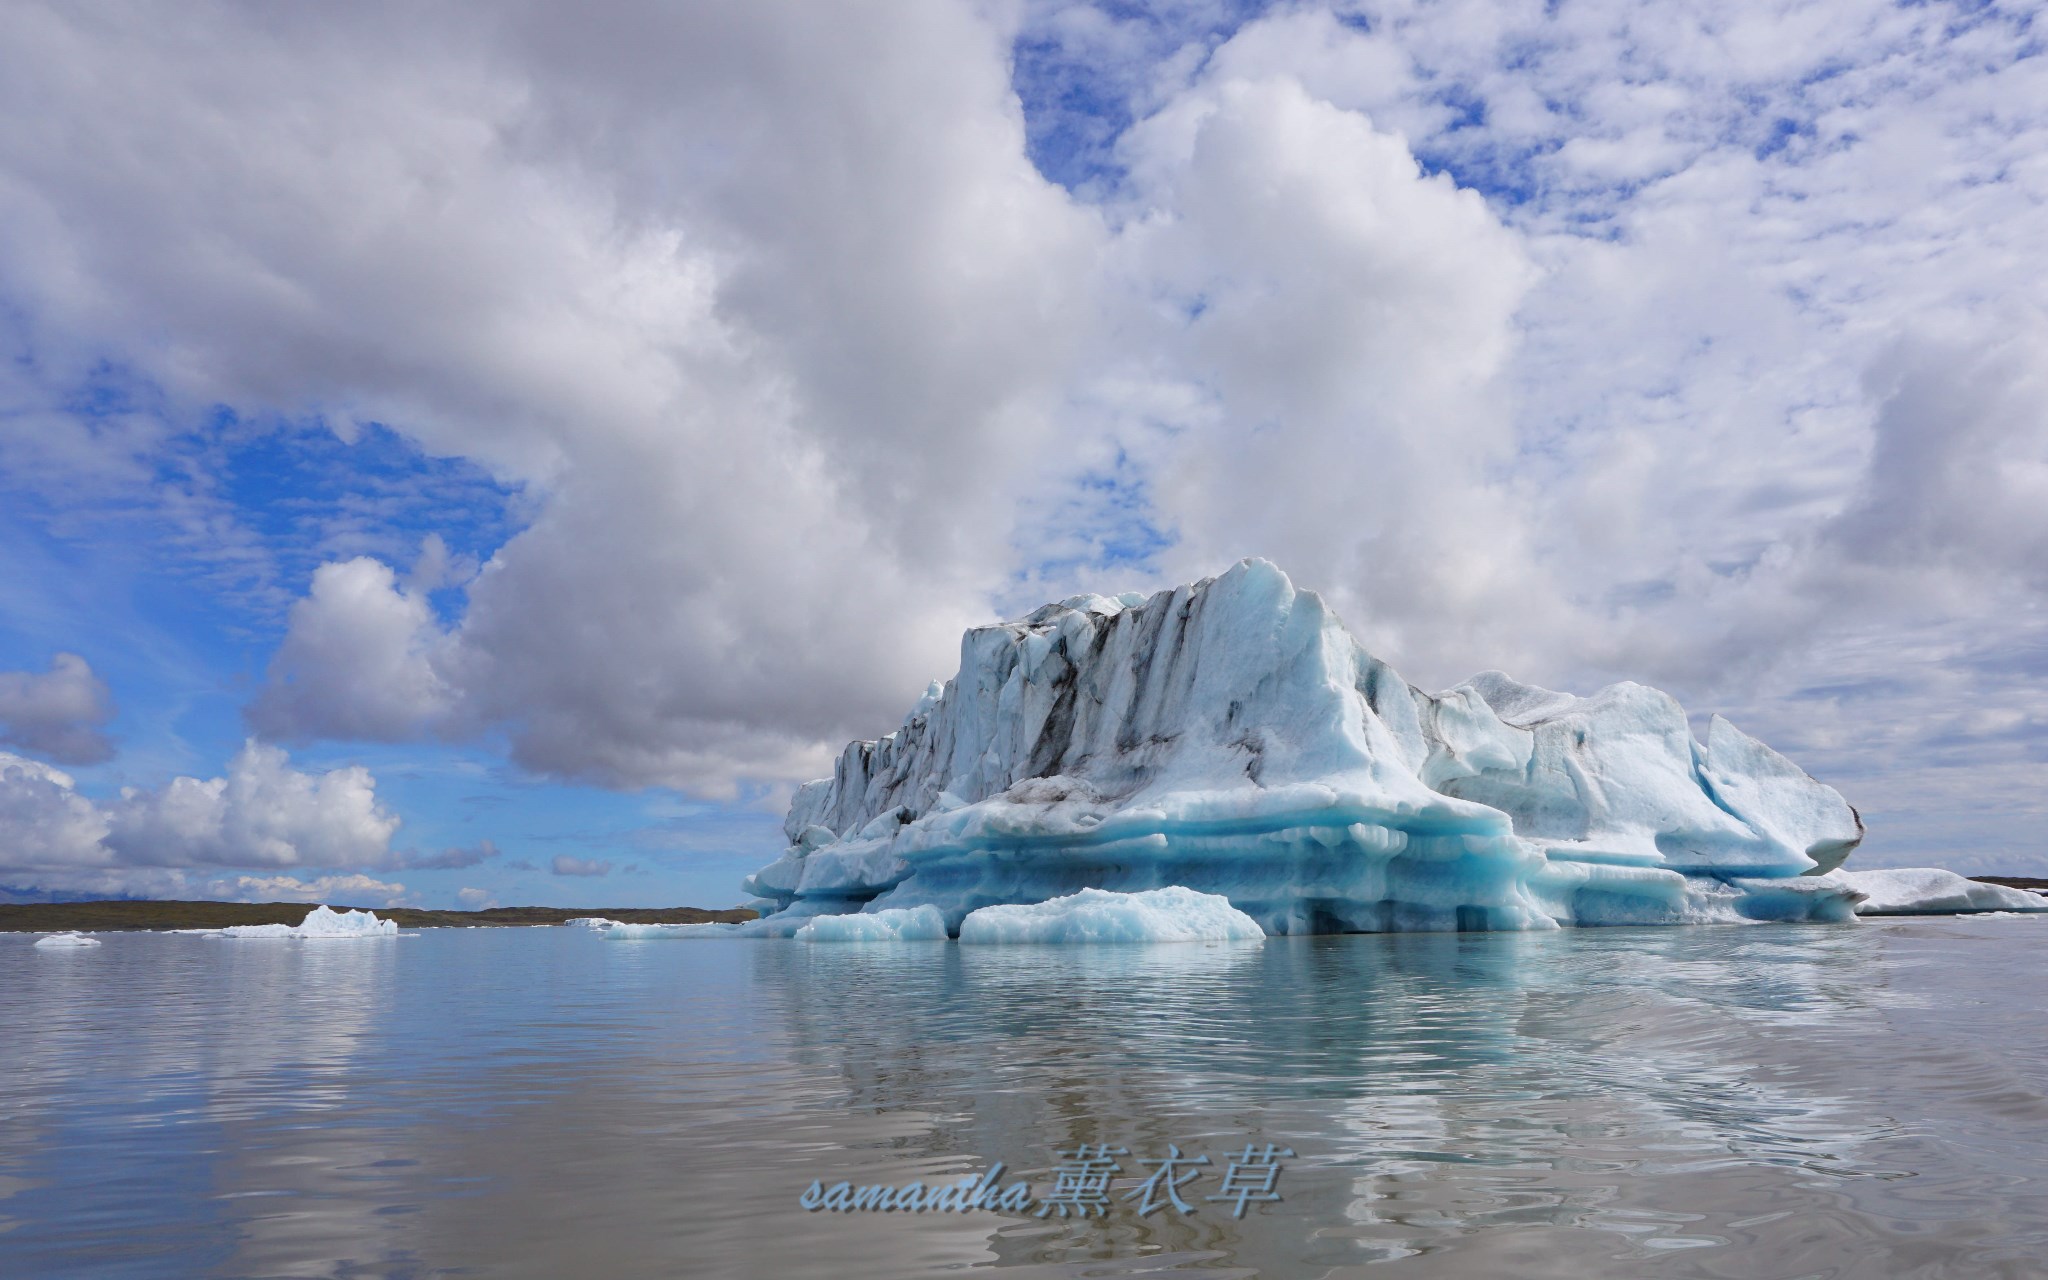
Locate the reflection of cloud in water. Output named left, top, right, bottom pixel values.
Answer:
left=0, top=933, right=398, bottom=1272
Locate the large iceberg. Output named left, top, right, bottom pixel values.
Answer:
left=742, top=560, right=1877, bottom=936
left=217, top=905, right=398, bottom=938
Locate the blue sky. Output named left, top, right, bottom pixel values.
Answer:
left=2, top=0, right=2046, bottom=906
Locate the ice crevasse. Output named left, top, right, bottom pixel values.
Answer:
left=739, top=559, right=1937, bottom=937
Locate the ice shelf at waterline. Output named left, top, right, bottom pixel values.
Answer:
left=741, top=559, right=1887, bottom=937
left=1836, top=868, right=2047, bottom=916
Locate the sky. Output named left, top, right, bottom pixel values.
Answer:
left=0, top=0, right=2044, bottom=909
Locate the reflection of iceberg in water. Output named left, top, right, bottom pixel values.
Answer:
left=750, top=925, right=1910, bottom=1271
left=8, top=924, right=2039, bottom=1277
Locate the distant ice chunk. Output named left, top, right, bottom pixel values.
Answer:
left=604, top=921, right=744, bottom=939
left=35, top=932, right=101, bottom=948
left=218, top=905, right=398, bottom=938
left=564, top=917, right=620, bottom=929
left=958, top=887, right=1266, bottom=944
left=794, top=905, right=948, bottom=942
left=1836, top=868, right=2048, bottom=915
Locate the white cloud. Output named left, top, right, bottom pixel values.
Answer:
left=0, top=753, right=112, bottom=868
left=551, top=855, right=611, bottom=878
left=248, top=558, right=454, bottom=743
left=203, top=873, right=408, bottom=907
left=1095, top=59, right=1546, bottom=677
left=456, top=886, right=497, bottom=909
left=0, top=653, right=116, bottom=764
left=107, top=741, right=398, bottom=869
left=0, top=0, right=1097, bottom=797
left=0, top=741, right=400, bottom=888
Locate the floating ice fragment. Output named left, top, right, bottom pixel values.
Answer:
left=218, top=905, right=398, bottom=938
left=957, top=887, right=1266, bottom=944
left=35, top=932, right=100, bottom=948
left=603, top=921, right=744, bottom=939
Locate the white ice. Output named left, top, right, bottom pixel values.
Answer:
left=217, top=904, right=398, bottom=938
left=741, top=560, right=1870, bottom=936
left=957, top=887, right=1265, bottom=944
left=1834, top=867, right=2048, bottom=915
left=34, top=932, right=101, bottom=948
left=604, top=921, right=744, bottom=939
left=794, top=905, right=948, bottom=942
left=564, top=917, right=620, bottom=929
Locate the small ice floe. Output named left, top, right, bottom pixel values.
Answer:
left=1833, top=868, right=2048, bottom=915
left=603, top=921, right=744, bottom=939
left=957, top=886, right=1266, bottom=944
left=794, top=905, right=948, bottom=942
left=564, top=917, right=621, bottom=929
left=34, top=932, right=101, bottom=949
left=216, top=905, right=398, bottom=938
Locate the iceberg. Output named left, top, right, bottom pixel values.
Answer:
left=794, top=905, right=948, bottom=942
left=1835, top=868, right=2048, bottom=915
left=217, top=905, right=398, bottom=938
left=958, top=887, right=1265, bottom=944
left=604, top=921, right=744, bottom=939
left=34, top=932, right=101, bottom=948
left=742, top=559, right=1872, bottom=937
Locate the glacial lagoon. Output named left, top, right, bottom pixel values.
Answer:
left=6, top=918, right=2048, bottom=1278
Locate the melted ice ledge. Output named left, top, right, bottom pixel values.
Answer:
left=1838, top=868, right=2046, bottom=915
left=733, top=560, right=1970, bottom=937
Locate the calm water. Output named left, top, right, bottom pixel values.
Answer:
left=3, top=917, right=2046, bottom=1278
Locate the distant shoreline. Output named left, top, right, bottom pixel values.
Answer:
left=1978, top=876, right=2048, bottom=892
left=0, top=900, right=758, bottom=932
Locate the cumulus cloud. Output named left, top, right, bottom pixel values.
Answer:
left=0, top=753, right=112, bottom=868
left=0, top=653, right=116, bottom=765
left=105, top=741, right=398, bottom=868
left=456, top=886, right=498, bottom=909
left=550, top=855, right=611, bottom=878
left=1095, top=56, right=1545, bottom=674
left=204, top=872, right=408, bottom=907
left=0, top=742, right=401, bottom=890
left=78, top=0, right=1542, bottom=785
left=0, top=0, right=1092, bottom=796
left=0, top=1, right=1540, bottom=774
left=248, top=558, right=454, bottom=743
